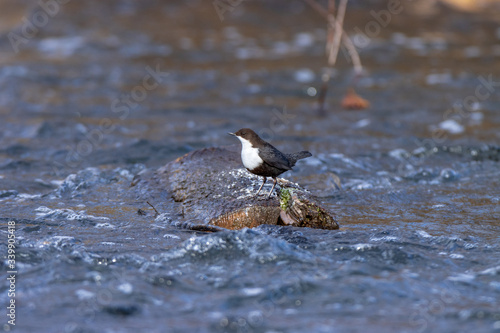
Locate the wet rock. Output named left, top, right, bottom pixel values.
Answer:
left=102, top=303, right=139, bottom=316
left=22, top=225, right=41, bottom=233
left=0, top=189, right=18, bottom=198
left=136, top=146, right=339, bottom=230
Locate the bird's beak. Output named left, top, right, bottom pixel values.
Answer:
left=228, top=132, right=236, bottom=136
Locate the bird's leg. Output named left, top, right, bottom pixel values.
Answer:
left=255, top=176, right=267, bottom=196
left=267, top=177, right=278, bottom=199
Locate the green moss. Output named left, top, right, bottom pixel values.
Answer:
left=280, top=188, right=292, bottom=211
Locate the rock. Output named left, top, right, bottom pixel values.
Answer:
left=135, top=146, right=339, bottom=230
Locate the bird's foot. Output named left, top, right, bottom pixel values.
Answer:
left=254, top=194, right=269, bottom=201
left=253, top=192, right=275, bottom=200
left=265, top=190, right=277, bottom=200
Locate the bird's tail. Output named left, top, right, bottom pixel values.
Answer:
left=286, top=151, right=312, bottom=167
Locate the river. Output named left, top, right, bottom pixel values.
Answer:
left=0, top=1, right=499, bottom=332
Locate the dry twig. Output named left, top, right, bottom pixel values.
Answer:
left=147, top=201, right=160, bottom=217
left=303, top=0, right=368, bottom=112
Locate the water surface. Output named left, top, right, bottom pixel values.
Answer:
left=0, top=1, right=499, bottom=332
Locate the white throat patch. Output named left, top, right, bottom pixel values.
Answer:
left=237, top=137, right=263, bottom=170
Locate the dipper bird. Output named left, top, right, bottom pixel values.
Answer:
left=229, top=128, right=312, bottom=198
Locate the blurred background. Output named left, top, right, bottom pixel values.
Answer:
left=0, top=0, right=499, bottom=167
left=1, top=1, right=499, bottom=332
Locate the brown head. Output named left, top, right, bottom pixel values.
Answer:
left=228, top=128, right=266, bottom=147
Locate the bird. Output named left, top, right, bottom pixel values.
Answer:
left=229, top=128, right=312, bottom=198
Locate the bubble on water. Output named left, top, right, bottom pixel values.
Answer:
left=439, top=168, right=459, bottom=182
left=306, top=87, right=317, bottom=96
left=219, top=318, right=229, bottom=327
left=247, top=310, right=264, bottom=326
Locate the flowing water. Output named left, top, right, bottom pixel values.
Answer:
left=0, top=1, right=499, bottom=332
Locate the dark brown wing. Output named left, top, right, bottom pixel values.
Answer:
left=258, top=143, right=292, bottom=171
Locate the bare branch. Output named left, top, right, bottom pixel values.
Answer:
left=147, top=201, right=160, bottom=216
left=328, top=0, right=348, bottom=66
left=341, top=34, right=363, bottom=76
left=326, top=0, right=336, bottom=53
left=303, top=0, right=363, bottom=74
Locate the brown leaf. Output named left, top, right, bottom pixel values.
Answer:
left=341, top=88, right=370, bottom=110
